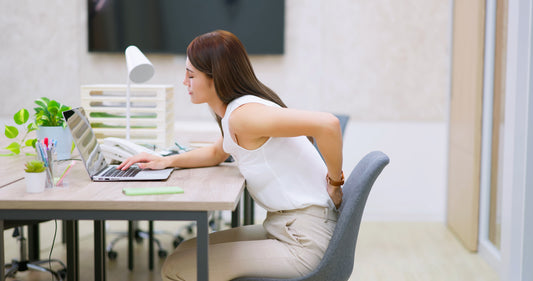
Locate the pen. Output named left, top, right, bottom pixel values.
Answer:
left=36, top=141, right=44, bottom=162
left=43, top=148, right=54, bottom=188
left=37, top=141, right=47, bottom=166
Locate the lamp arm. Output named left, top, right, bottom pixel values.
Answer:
left=126, top=78, right=131, bottom=141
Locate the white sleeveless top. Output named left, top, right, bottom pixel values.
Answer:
left=221, top=95, right=333, bottom=212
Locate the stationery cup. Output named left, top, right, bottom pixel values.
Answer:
left=53, top=160, right=74, bottom=187
left=25, top=172, right=46, bottom=193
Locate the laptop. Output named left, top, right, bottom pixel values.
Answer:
left=62, top=107, right=174, bottom=181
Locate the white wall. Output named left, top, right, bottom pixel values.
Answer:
left=345, top=122, right=448, bottom=221
left=0, top=0, right=451, bottom=221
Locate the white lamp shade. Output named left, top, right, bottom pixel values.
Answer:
left=125, top=45, right=154, bottom=83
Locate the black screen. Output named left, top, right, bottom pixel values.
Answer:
left=88, top=0, right=285, bottom=54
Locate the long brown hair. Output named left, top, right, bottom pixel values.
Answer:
left=187, top=30, right=286, bottom=125
left=187, top=30, right=316, bottom=143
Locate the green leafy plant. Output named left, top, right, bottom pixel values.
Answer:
left=34, top=97, right=71, bottom=127
left=3, top=108, right=38, bottom=156
left=2, top=97, right=71, bottom=156
left=24, top=160, right=46, bottom=173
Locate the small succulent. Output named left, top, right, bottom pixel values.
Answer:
left=24, top=160, right=46, bottom=173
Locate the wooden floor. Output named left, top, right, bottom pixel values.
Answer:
left=3, top=220, right=498, bottom=281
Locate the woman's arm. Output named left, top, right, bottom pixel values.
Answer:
left=229, top=103, right=344, bottom=207
left=117, top=137, right=229, bottom=170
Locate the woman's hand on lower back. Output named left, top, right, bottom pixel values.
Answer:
left=327, top=184, right=343, bottom=209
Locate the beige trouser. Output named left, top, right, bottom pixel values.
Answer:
left=161, top=205, right=338, bottom=281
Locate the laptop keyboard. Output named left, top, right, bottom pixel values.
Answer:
left=102, top=166, right=141, bottom=178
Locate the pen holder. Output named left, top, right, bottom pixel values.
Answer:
left=53, top=160, right=75, bottom=187
left=36, top=137, right=57, bottom=188
left=45, top=166, right=54, bottom=188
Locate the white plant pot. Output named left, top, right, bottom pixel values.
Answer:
left=25, top=172, right=46, bottom=193
left=37, top=126, right=72, bottom=160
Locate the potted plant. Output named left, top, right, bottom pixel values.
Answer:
left=33, top=97, right=72, bottom=160
left=2, top=97, right=72, bottom=159
left=24, top=160, right=47, bottom=193
left=34, top=97, right=71, bottom=127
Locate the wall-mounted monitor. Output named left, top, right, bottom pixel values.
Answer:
left=88, top=0, right=285, bottom=54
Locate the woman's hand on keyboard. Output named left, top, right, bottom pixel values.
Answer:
left=117, top=152, right=166, bottom=170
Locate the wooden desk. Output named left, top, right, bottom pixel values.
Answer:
left=0, top=154, right=32, bottom=188
left=0, top=163, right=245, bottom=281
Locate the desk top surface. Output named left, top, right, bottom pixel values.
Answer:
left=0, top=154, right=32, bottom=188
left=0, top=162, right=245, bottom=212
left=0, top=122, right=244, bottom=212
left=0, top=131, right=37, bottom=187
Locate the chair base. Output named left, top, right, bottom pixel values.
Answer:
left=106, top=227, right=168, bottom=260
left=5, top=259, right=67, bottom=281
left=106, top=221, right=170, bottom=271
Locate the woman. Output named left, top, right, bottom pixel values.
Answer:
left=118, top=30, right=344, bottom=281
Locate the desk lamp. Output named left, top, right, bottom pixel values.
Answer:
left=125, top=45, right=154, bottom=140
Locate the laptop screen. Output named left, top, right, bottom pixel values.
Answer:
left=63, top=107, right=108, bottom=177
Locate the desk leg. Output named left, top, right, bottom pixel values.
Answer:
left=66, top=220, right=79, bottom=281
left=27, top=224, right=40, bottom=260
left=128, top=221, right=134, bottom=270
left=231, top=202, right=240, bottom=228
left=62, top=220, right=67, bottom=244
left=94, top=220, right=106, bottom=281
left=197, top=212, right=209, bottom=281
left=244, top=189, right=255, bottom=225
left=149, top=221, right=154, bottom=271
left=1, top=220, right=5, bottom=281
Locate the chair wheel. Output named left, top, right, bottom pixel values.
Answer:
left=158, top=249, right=168, bottom=258
left=173, top=236, right=184, bottom=248
left=58, top=268, right=67, bottom=279
left=107, top=250, right=118, bottom=260
left=186, top=226, right=194, bottom=234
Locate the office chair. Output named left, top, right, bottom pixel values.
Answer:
left=4, top=221, right=67, bottom=281
left=231, top=150, right=390, bottom=281
left=106, top=221, right=168, bottom=270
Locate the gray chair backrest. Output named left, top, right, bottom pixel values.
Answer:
left=232, top=151, right=390, bottom=281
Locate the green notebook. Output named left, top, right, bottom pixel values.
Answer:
left=122, top=186, right=184, bottom=196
